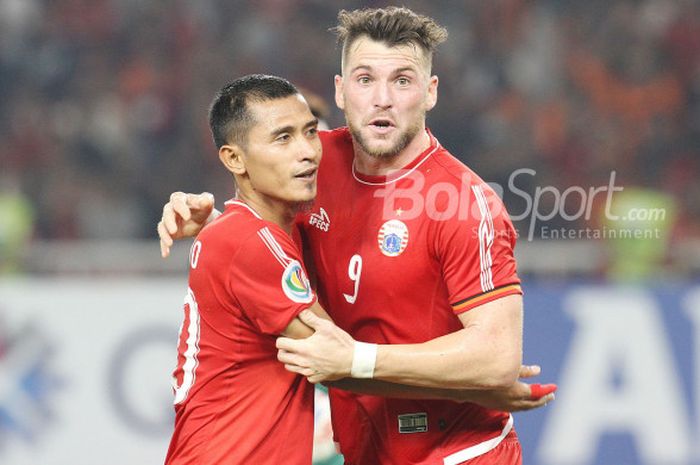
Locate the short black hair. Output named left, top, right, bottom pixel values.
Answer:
left=209, top=74, right=299, bottom=149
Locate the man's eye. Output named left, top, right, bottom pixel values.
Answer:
left=358, top=76, right=371, bottom=84
left=397, top=78, right=410, bottom=86
left=276, top=134, right=291, bottom=142
left=307, top=127, right=318, bottom=136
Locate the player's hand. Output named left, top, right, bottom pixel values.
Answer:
left=276, top=310, right=355, bottom=383
left=455, top=365, right=557, bottom=412
left=157, top=192, right=216, bottom=257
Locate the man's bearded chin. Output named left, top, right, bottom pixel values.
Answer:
left=348, top=120, right=422, bottom=160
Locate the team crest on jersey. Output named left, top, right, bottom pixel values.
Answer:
left=282, top=260, right=314, bottom=303
left=377, top=220, right=409, bottom=257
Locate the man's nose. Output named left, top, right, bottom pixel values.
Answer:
left=297, top=136, right=320, bottom=162
left=373, top=82, right=393, bottom=109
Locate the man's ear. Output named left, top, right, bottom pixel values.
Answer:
left=425, top=75, right=438, bottom=112
left=334, top=74, right=345, bottom=110
left=219, top=144, right=246, bottom=175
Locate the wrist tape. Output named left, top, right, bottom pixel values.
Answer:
left=351, top=342, right=378, bottom=379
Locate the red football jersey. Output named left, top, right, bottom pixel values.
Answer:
left=165, top=200, right=316, bottom=465
left=300, top=128, right=522, bottom=465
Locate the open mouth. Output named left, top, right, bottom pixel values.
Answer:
left=369, top=118, right=395, bottom=129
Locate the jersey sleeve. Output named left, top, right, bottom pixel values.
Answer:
left=436, top=183, right=522, bottom=314
left=228, top=226, right=317, bottom=335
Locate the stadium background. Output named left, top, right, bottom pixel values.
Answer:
left=0, top=0, right=698, bottom=464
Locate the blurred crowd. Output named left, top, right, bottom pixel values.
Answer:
left=1, top=0, right=698, bottom=245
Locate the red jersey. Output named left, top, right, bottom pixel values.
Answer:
left=166, top=200, right=316, bottom=465
left=300, top=128, right=522, bottom=465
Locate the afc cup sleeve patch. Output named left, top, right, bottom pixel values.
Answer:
left=281, top=260, right=314, bottom=304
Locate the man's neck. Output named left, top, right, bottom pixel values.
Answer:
left=235, top=191, right=297, bottom=235
left=353, top=129, right=431, bottom=177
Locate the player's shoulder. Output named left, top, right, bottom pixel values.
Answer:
left=319, top=127, right=353, bottom=152
left=196, top=201, right=264, bottom=251
left=427, top=140, right=511, bottom=222
left=428, top=143, right=487, bottom=189
left=319, top=126, right=351, bottom=142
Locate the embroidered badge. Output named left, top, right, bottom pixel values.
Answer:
left=377, top=220, right=409, bottom=257
left=281, top=260, right=313, bottom=303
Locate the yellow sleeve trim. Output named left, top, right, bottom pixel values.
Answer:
left=451, top=284, right=522, bottom=312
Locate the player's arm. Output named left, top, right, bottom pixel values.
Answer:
left=372, top=294, right=522, bottom=389
left=325, top=365, right=555, bottom=412
left=276, top=294, right=522, bottom=390
left=281, top=301, right=330, bottom=339
left=281, top=306, right=553, bottom=412
left=157, top=192, right=220, bottom=257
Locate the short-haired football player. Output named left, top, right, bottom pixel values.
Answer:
left=164, top=74, right=324, bottom=465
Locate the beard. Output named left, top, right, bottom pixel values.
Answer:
left=347, top=117, right=423, bottom=160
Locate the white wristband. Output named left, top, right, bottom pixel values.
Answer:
left=351, top=342, right=378, bottom=379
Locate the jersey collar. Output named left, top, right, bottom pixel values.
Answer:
left=223, top=199, right=263, bottom=219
